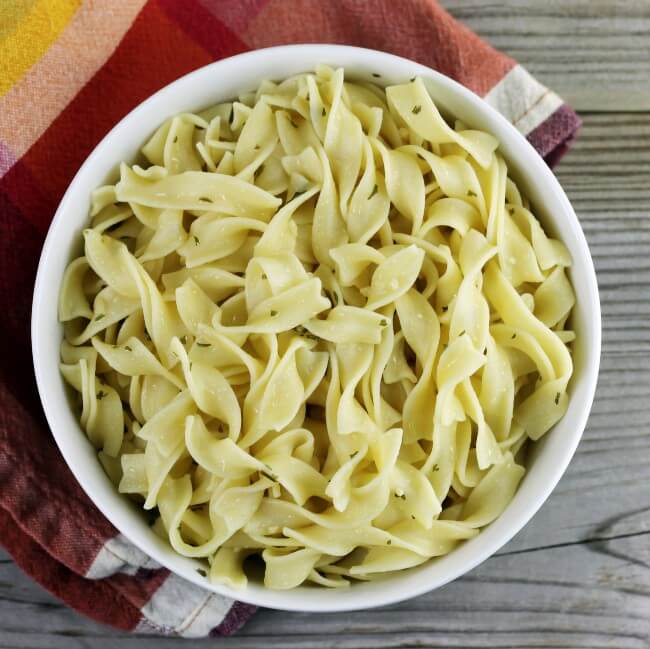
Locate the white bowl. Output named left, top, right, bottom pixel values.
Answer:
left=31, top=44, right=601, bottom=612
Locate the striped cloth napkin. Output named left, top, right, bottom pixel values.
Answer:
left=0, top=0, right=580, bottom=638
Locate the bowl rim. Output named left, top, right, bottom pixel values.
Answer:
left=31, top=43, right=601, bottom=612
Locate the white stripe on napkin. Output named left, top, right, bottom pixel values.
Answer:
left=138, top=573, right=232, bottom=637
left=85, top=534, right=160, bottom=578
left=485, top=64, right=563, bottom=135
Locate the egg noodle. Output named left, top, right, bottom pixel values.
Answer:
left=59, top=66, right=575, bottom=589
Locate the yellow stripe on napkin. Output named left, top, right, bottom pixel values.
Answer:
left=0, top=0, right=81, bottom=96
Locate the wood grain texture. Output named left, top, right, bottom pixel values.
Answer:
left=443, top=0, right=650, bottom=112
left=2, top=2, right=650, bottom=648
left=2, top=531, right=650, bottom=648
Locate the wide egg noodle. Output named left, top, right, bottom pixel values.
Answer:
left=59, top=67, right=575, bottom=589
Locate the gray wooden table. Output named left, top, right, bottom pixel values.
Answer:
left=2, top=2, right=650, bottom=647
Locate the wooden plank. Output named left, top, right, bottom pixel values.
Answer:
left=556, top=113, right=650, bottom=353
left=2, top=530, right=649, bottom=648
left=442, top=1, right=650, bottom=112
left=500, top=352, right=650, bottom=555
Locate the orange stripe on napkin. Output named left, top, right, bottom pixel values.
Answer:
left=241, top=0, right=514, bottom=96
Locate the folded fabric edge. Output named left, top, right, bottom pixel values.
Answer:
left=0, top=505, right=141, bottom=631
left=1, top=504, right=256, bottom=637
left=483, top=63, right=581, bottom=167
left=82, top=532, right=255, bottom=636
left=528, top=104, right=582, bottom=167
left=212, top=600, right=259, bottom=636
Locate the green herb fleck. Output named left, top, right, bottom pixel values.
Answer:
left=380, top=319, right=388, bottom=327
left=411, top=105, right=422, bottom=115
left=322, top=107, right=326, bottom=117
left=173, top=135, right=178, bottom=143
left=124, top=345, right=132, bottom=352
left=193, top=235, right=200, bottom=246
left=270, top=310, right=278, bottom=317
left=350, top=451, right=358, bottom=459
left=261, top=273, right=267, bottom=280
left=459, top=330, right=466, bottom=337
left=94, top=313, right=105, bottom=321
left=387, top=539, right=392, bottom=545
left=368, top=184, right=378, bottom=200
left=508, top=206, right=515, bottom=214
left=254, top=144, right=260, bottom=150
left=198, top=196, right=213, bottom=203
left=410, top=77, right=416, bottom=82
left=372, top=73, right=381, bottom=78
left=411, top=514, right=416, bottom=520
left=432, top=464, right=440, bottom=472
left=96, top=390, right=107, bottom=401
left=196, top=342, right=210, bottom=347
left=555, top=392, right=561, bottom=405
left=294, top=325, right=318, bottom=341
left=196, top=568, right=207, bottom=577
left=511, top=333, right=517, bottom=339
left=467, top=189, right=477, bottom=197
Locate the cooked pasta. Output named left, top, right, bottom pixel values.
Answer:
left=58, top=66, right=575, bottom=590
